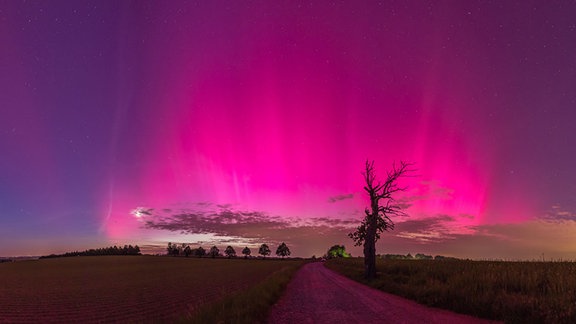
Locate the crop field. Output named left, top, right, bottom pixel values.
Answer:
left=0, top=256, right=302, bottom=323
left=326, top=258, right=576, bottom=323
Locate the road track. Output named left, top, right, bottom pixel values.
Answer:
left=267, top=262, right=500, bottom=324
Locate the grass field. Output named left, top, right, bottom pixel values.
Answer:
left=0, top=256, right=303, bottom=323
left=326, top=258, right=576, bottom=323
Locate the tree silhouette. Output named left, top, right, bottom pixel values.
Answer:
left=276, top=242, right=291, bottom=258
left=259, top=244, right=271, bottom=258
left=209, top=245, right=220, bottom=258
left=195, top=246, right=206, bottom=258
left=183, top=245, right=192, bottom=257
left=326, top=245, right=350, bottom=258
left=242, top=246, right=251, bottom=259
left=167, top=242, right=181, bottom=256
left=224, top=246, right=236, bottom=258
left=349, top=160, right=411, bottom=280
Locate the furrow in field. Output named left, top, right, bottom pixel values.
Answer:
left=0, top=256, right=293, bottom=322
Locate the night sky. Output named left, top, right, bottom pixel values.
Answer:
left=1, top=1, right=575, bottom=259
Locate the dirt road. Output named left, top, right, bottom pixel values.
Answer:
left=267, top=262, right=498, bottom=324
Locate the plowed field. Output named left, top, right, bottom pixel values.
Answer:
left=0, top=256, right=294, bottom=323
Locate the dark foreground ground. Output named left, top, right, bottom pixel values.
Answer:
left=0, top=256, right=297, bottom=323
left=267, top=262, right=500, bottom=324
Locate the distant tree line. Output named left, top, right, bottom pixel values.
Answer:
left=166, top=242, right=291, bottom=259
left=40, top=245, right=141, bottom=259
left=317, top=246, right=459, bottom=261
left=381, top=253, right=459, bottom=260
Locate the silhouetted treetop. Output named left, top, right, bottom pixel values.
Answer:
left=326, top=245, right=350, bottom=259
left=209, top=246, right=220, bottom=258
left=242, top=246, right=251, bottom=258
left=276, top=242, right=291, bottom=258
left=259, top=244, right=271, bottom=257
left=224, top=246, right=236, bottom=258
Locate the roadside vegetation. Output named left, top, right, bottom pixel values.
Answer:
left=325, top=244, right=351, bottom=258
left=187, top=259, right=303, bottom=323
left=0, top=256, right=303, bottom=323
left=326, top=257, right=576, bottom=323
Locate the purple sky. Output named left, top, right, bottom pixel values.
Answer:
left=1, top=1, right=576, bottom=259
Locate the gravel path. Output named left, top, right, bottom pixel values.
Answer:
left=267, top=262, right=500, bottom=324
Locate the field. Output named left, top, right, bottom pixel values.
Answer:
left=0, top=256, right=302, bottom=323
left=326, top=258, right=576, bottom=323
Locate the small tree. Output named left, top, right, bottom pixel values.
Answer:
left=224, top=246, right=236, bottom=258
left=242, top=246, right=251, bottom=259
left=209, top=246, right=220, bottom=258
left=195, top=246, right=206, bottom=258
left=183, top=245, right=192, bottom=257
left=276, top=242, right=291, bottom=258
left=259, top=244, right=271, bottom=258
left=167, top=242, right=181, bottom=256
left=326, top=245, right=350, bottom=259
left=349, top=160, right=411, bottom=280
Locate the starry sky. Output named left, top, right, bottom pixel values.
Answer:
left=1, top=1, right=575, bottom=259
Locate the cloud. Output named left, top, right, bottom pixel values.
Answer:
left=140, top=203, right=361, bottom=255
left=328, top=193, right=354, bottom=203
left=139, top=200, right=490, bottom=257
left=137, top=201, right=576, bottom=260
left=139, top=201, right=477, bottom=256
left=382, top=213, right=576, bottom=260
left=393, top=215, right=471, bottom=243
left=541, top=205, right=576, bottom=221
left=143, top=210, right=289, bottom=237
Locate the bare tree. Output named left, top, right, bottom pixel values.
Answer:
left=349, top=160, right=411, bottom=280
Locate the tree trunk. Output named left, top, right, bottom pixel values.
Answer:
left=363, top=232, right=376, bottom=279
left=364, top=198, right=379, bottom=279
